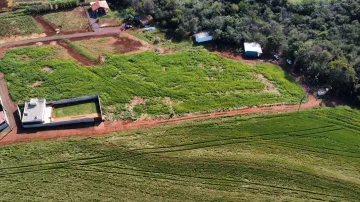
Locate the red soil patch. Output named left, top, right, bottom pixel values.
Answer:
left=57, top=40, right=96, bottom=66
left=68, top=34, right=144, bottom=54
left=0, top=0, right=7, bottom=9
left=33, top=16, right=57, bottom=36
left=99, top=19, right=122, bottom=28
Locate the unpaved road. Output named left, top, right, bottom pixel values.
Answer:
left=0, top=89, right=321, bottom=146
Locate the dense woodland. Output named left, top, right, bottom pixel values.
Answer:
left=110, top=0, right=360, bottom=100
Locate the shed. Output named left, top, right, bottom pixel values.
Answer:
left=244, top=42, right=263, bottom=57
left=138, top=15, right=153, bottom=27
left=91, top=0, right=110, bottom=15
left=195, top=32, right=213, bottom=43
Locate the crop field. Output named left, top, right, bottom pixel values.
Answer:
left=53, top=102, right=98, bottom=118
left=0, top=16, right=43, bottom=37
left=0, top=45, right=304, bottom=119
left=42, top=8, right=89, bottom=32
left=0, top=107, right=359, bottom=201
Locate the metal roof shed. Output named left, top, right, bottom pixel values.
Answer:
left=244, top=42, right=263, bottom=57
left=195, top=32, right=213, bottom=43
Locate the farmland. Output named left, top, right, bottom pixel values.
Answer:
left=0, top=107, right=359, bottom=201
left=0, top=45, right=304, bottom=119
left=42, top=8, right=90, bottom=33
left=0, top=15, right=42, bottom=37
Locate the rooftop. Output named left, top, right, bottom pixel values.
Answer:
left=22, top=98, right=46, bottom=124
left=91, top=0, right=109, bottom=11
left=244, top=42, right=263, bottom=54
left=195, top=32, right=213, bottom=43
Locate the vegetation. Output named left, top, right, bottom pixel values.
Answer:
left=112, top=0, right=360, bottom=102
left=0, top=45, right=303, bottom=119
left=130, top=29, right=193, bottom=50
left=25, top=0, right=78, bottom=14
left=42, top=8, right=90, bottom=32
left=0, top=15, right=42, bottom=37
left=53, top=102, right=98, bottom=118
left=0, top=107, right=359, bottom=201
left=62, top=39, right=97, bottom=61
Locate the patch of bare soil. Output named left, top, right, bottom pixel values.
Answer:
left=163, top=97, right=175, bottom=115
left=127, top=96, right=146, bottom=111
left=255, top=73, right=281, bottom=95
left=57, top=40, right=95, bottom=66
left=33, top=16, right=57, bottom=36
left=29, top=81, right=43, bottom=88
left=42, top=67, right=53, bottom=73
left=112, top=36, right=144, bottom=54
left=99, top=19, right=122, bottom=28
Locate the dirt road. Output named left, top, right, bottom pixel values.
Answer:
left=0, top=88, right=321, bottom=146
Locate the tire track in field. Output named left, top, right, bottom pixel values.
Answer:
left=66, top=165, right=359, bottom=201
left=0, top=125, right=334, bottom=171
left=0, top=125, right=341, bottom=175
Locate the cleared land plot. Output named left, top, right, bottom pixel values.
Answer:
left=131, top=29, right=193, bottom=51
left=70, top=36, right=144, bottom=59
left=0, top=107, right=359, bottom=201
left=0, top=46, right=304, bottom=120
left=42, top=8, right=90, bottom=32
left=0, top=16, right=42, bottom=37
left=53, top=102, right=98, bottom=118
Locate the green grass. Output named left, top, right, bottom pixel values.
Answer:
left=0, top=46, right=304, bottom=119
left=130, top=29, right=193, bottom=51
left=0, top=16, right=42, bottom=37
left=62, top=39, right=97, bottom=61
left=0, top=107, right=359, bottom=201
left=53, top=102, right=98, bottom=118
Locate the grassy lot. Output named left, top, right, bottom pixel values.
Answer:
left=42, top=8, right=89, bottom=32
left=0, top=107, right=359, bottom=201
left=53, top=102, right=98, bottom=118
left=0, top=46, right=304, bottom=119
left=131, top=29, right=193, bottom=51
left=0, top=16, right=42, bottom=37
left=71, top=37, right=116, bottom=59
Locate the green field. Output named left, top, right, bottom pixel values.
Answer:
left=0, top=16, right=43, bottom=37
left=130, top=29, right=193, bottom=51
left=0, top=45, right=304, bottom=119
left=0, top=107, right=359, bottom=201
left=53, top=102, right=98, bottom=118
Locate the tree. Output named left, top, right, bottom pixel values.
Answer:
left=143, top=0, right=155, bottom=14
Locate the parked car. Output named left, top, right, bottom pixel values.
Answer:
left=286, top=59, right=293, bottom=65
left=125, top=24, right=133, bottom=29
left=273, top=54, right=280, bottom=60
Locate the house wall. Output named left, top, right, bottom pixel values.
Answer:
left=244, top=51, right=259, bottom=57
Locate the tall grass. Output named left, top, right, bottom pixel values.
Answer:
left=0, top=46, right=304, bottom=119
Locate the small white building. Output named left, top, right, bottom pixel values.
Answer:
left=244, top=42, right=263, bottom=57
left=195, top=32, right=213, bottom=43
left=21, top=98, right=49, bottom=124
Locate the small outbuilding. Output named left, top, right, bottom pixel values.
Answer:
left=91, top=0, right=110, bottom=16
left=137, top=15, right=153, bottom=27
left=195, top=32, right=213, bottom=43
left=244, top=42, right=263, bottom=57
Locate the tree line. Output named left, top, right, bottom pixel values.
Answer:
left=110, top=0, right=360, bottom=100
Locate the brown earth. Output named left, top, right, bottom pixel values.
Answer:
left=57, top=40, right=96, bottom=66
left=33, top=16, right=57, bottom=36
left=99, top=19, right=122, bottom=28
